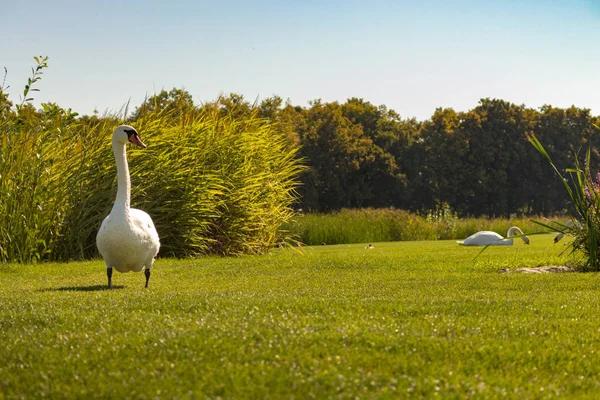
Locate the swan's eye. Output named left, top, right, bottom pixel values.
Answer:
left=124, top=129, right=137, bottom=138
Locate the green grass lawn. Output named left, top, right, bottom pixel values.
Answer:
left=2, top=234, right=600, bottom=398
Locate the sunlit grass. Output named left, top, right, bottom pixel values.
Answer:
left=3, top=234, right=600, bottom=398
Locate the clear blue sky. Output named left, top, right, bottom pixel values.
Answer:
left=2, top=0, right=599, bottom=120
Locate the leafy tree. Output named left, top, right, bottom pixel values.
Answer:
left=342, top=98, right=380, bottom=140
left=297, top=101, right=401, bottom=211
left=528, top=105, right=600, bottom=214
left=416, top=107, right=466, bottom=213
left=340, top=98, right=417, bottom=207
left=459, top=100, right=516, bottom=215
left=131, top=88, right=195, bottom=120
left=258, top=95, right=284, bottom=121
left=201, top=93, right=254, bottom=119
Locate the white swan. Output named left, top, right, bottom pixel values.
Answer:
left=457, top=226, right=530, bottom=246
left=96, top=125, right=160, bottom=288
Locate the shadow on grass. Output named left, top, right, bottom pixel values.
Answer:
left=40, top=285, right=125, bottom=292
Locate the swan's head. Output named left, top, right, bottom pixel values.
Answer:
left=508, top=226, right=529, bottom=244
left=113, top=125, right=146, bottom=148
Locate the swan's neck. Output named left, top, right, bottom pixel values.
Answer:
left=507, top=227, right=522, bottom=237
left=111, top=140, right=131, bottom=217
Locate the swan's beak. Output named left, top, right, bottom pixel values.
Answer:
left=129, top=134, right=147, bottom=148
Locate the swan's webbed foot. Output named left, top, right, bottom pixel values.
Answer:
left=107, top=267, right=113, bottom=289
left=144, top=268, right=151, bottom=288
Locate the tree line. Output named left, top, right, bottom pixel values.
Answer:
left=132, top=90, right=599, bottom=217
left=4, top=86, right=599, bottom=217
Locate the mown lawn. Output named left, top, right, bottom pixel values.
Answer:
left=2, top=234, right=599, bottom=398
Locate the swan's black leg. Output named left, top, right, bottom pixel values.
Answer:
left=144, top=268, right=151, bottom=288
left=107, top=267, right=113, bottom=289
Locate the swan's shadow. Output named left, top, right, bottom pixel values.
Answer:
left=41, top=285, right=125, bottom=292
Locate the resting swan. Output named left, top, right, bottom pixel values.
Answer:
left=457, top=226, right=530, bottom=246
left=96, top=125, right=160, bottom=288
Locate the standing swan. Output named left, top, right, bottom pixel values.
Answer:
left=96, top=126, right=160, bottom=288
left=457, top=226, right=530, bottom=246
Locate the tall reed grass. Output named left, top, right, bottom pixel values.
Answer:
left=285, top=208, right=562, bottom=246
left=529, top=134, right=600, bottom=271
left=1, top=104, right=302, bottom=262
left=0, top=110, right=72, bottom=262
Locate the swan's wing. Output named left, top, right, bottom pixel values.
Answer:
left=131, top=208, right=160, bottom=254
left=461, top=231, right=503, bottom=246
left=97, top=215, right=109, bottom=235
left=96, top=214, right=114, bottom=252
left=131, top=208, right=156, bottom=230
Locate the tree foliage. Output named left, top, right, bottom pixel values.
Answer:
left=127, top=92, right=600, bottom=217
left=280, top=98, right=600, bottom=216
left=125, top=87, right=600, bottom=217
